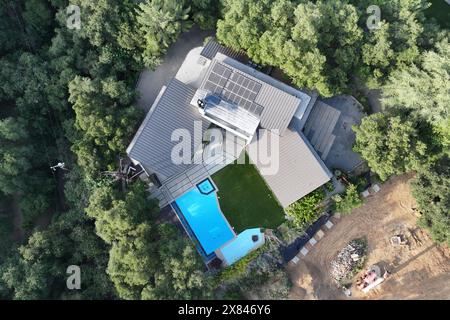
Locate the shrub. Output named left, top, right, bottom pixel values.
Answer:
left=324, top=181, right=334, bottom=193
left=213, top=245, right=265, bottom=286
left=219, top=247, right=291, bottom=300
left=332, top=184, right=363, bottom=214
left=349, top=174, right=369, bottom=193
left=276, top=221, right=306, bottom=244
left=286, top=188, right=325, bottom=228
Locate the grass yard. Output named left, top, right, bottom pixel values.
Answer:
left=425, top=0, right=450, bottom=29
left=211, top=153, right=285, bottom=233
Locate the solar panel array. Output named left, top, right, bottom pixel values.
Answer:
left=203, top=63, right=231, bottom=95
left=203, top=62, right=264, bottom=116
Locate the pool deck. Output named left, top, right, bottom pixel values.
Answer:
left=147, top=140, right=246, bottom=207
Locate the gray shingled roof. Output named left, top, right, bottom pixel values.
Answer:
left=127, top=79, right=210, bottom=181
left=247, top=127, right=332, bottom=208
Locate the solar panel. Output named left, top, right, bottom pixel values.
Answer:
left=203, top=62, right=264, bottom=117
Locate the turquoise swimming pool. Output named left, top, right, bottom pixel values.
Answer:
left=174, top=179, right=235, bottom=256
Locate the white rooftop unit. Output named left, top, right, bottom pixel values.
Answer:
left=191, top=89, right=260, bottom=143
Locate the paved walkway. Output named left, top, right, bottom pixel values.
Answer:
left=136, top=26, right=214, bottom=112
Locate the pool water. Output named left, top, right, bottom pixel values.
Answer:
left=174, top=185, right=235, bottom=256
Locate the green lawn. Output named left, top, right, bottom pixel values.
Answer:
left=425, top=0, right=450, bottom=29
left=211, top=154, right=285, bottom=233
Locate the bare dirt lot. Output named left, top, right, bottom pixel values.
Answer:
left=287, top=174, right=450, bottom=300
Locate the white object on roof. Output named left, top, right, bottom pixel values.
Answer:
left=372, top=184, right=381, bottom=193
left=334, top=212, right=341, bottom=219
left=300, top=247, right=309, bottom=256
left=192, top=89, right=260, bottom=143
left=325, top=220, right=334, bottom=229
left=291, top=256, right=300, bottom=264
left=362, top=189, right=370, bottom=198
left=309, top=237, right=317, bottom=246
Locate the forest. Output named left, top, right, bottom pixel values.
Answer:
left=0, top=0, right=448, bottom=299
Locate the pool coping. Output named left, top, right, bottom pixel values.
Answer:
left=196, top=178, right=216, bottom=195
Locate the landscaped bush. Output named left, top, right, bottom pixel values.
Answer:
left=349, top=174, right=369, bottom=193
left=245, top=269, right=291, bottom=300
left=332, top=184, right=363, bottom=214
left=324, top=181, right=335, bottom=193
left=213, top=245, right=266, bottom=286
left=217, top=244, right=291, bottom=300
left=222, top=285, right=244, bottom=300
left=285, top=188, right=325, bottom=228
left=276, top=221, right=306, bottom=244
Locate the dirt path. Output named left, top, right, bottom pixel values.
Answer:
left=286, top=174, right=450, bottom=300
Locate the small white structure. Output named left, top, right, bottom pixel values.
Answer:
left=300, top=247, right=309, bottom=256
left=309, top=237, right=317, bottom=246
left=316, top=229, right=325, bottom=239
left=372, top=184, right=381, bottom=193
left=291, top=256, right=300, bottom=264
left=361, top=189, right=370, bottom=198
left=325, top=220, right=334, bottom=229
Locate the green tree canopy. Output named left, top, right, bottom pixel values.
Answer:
left=68, top=76, right=143, bottom=172
left=0, top=210, right=115, bottom=299
left=86, top=182, right=212, bottom=300
left=136, top=0, right=193, bottom=68
left=411, top=156, right=450, bottom=246
left=353, top=113, right=428, bottom=180
left=382, top=39, right=450, bottom=125
left=217, top=0, right=441, bottom=95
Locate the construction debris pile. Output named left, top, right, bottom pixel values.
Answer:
left=330, top=239, right=367, bottom=285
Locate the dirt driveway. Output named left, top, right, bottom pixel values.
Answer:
left=287, top=174, right=450, bottom=300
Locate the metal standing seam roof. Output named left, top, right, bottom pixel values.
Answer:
left=127, top=78, right=210, bottom=181
left=200, top=56, right=302, bottom=136
left=200, top=39, right=247, bottom=62
left=255, top=84, right=301, bottom=132
left=247, top=127, right=332, bottom=208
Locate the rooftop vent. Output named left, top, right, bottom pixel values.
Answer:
left=197, top=99, right=206, bottom=109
